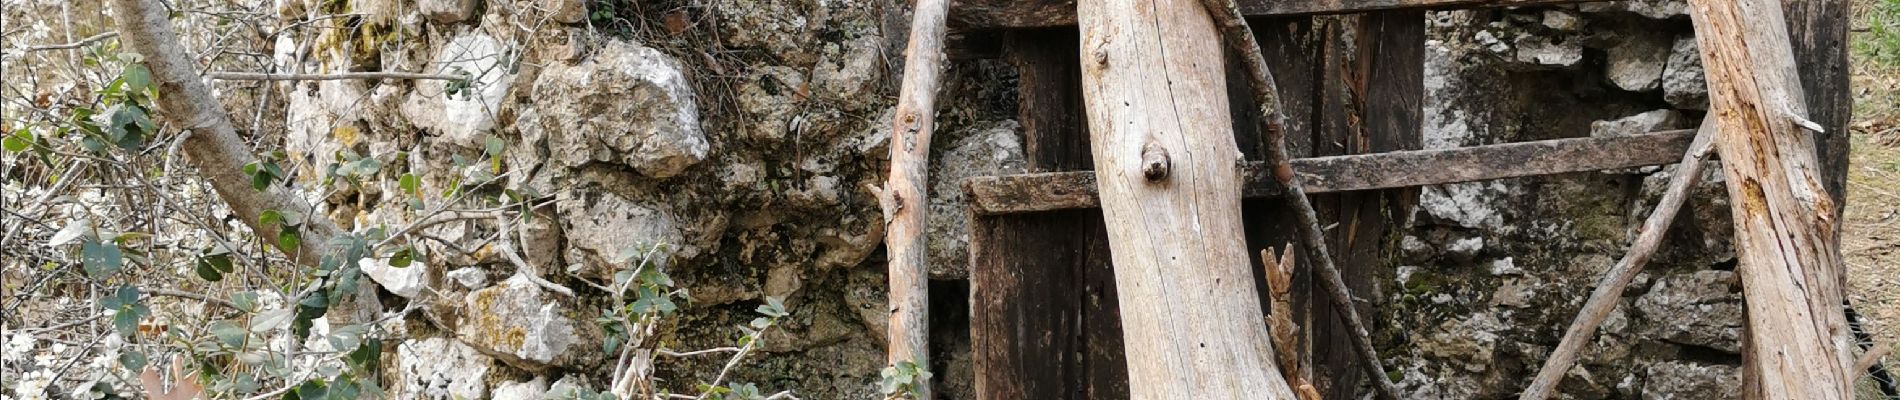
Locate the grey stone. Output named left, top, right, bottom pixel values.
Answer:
left=447, top=267, right=490, bottom=290
left=528, top=40, right=706, bottom=178
left=1634, top=271, right=1742, bottom=353
left=925, top=121, right=1027, bottom=278
left=1515, top=34, right=1583, bottom=67
left=1642, top=361, right=1740, bottom=400
left=551, top=0, right=586, bottom=24
left=394, top=338, right=492, bottom=399
left=1605, top=33, right=1673, bottom=92
left=556, top=191, right=686, bottom=278
left=491, top=377, right=548, bottom=400
left=359, top=257, right=427, bottom=298
left=1542, top=10, right=1582, bottom=31
left=1663, top=36, right=1709, bottom=110
left=1591, top=109, right=1690, bottom=138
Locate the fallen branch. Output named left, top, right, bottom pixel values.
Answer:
left=1196, top=0, right=1402, bottom=398
left=1520, top=119, right=1718, bottom=400
left=206, top=71, right=468, bottom=81
left=880, top=0, right=951, bottom=397
left=22, top=31, right=119, bottom=52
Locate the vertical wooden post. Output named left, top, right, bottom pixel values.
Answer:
left=1685, top=0, right=1855, bottom=398
left=1781, top=0, right=1852, bottom=227
left=883, top=0, right=950, bottom=397
left=1077, top=0, right=1295, bottom=395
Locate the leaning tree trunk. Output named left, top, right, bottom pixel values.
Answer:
left=1686, top=0, right=1855, bottom=398
left=881, top=0, right=951, bottom=398
left=1076, top=0, right=1296, bottom=396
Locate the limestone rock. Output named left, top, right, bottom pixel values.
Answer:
left=359, top=257, right=426, bottom=298
left=401, top=33, right=517, bottom=146
left=551, top=0, right=586, bottom=24
left=447, top=267, right=490, bottom=290
left=556, top=191, right=686, bottom=277
left=491, top=377, right=549, bottom=400
left=1641, top=361, right=1740, bottom=399
left=1580, top=0, right=1688, bottom=20
left=1542, top=10, right=1581, bottom=31
left=528, top=40, right=706, bottom=178
left=1515, top=34, right=1582, bottom=67
left=1591, top=109, right=1690, bottom=138
left=458, top=274, right=603, bottom=370
left=925, top=121, right=1027, bottom=278
left=1663, top=36, right=1709, bottom=110
left=1605, top=32, right=1672, bottom=92
left=394, top=338, right=492, bottom=400
left=418, top=0, right=478, bottom=23
left=1634, top=271, right=1742, bottom=353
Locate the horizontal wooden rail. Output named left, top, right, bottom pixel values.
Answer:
left=952, top=0, right=1585, bottom=29
left=962, top=129, right=1696, bottom=215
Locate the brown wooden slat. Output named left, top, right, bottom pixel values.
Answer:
left=1782, top=0, right=1851, bottom=227
left=952, top=0, right=1584, bottom=29
left=963, top=129, right=1697, bottom=215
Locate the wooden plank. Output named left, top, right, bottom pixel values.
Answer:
left=970, top=31, right=1128, bottom=400
left=952, top=0, right=1582, bottom=29
left=1781, top=0, right=1851, bottom=227
left=963, top=129, right=1696, bottom=215
left=1077, top=0, right=1294, bottom=393
left=1687, top=0, right=1854, bottom=397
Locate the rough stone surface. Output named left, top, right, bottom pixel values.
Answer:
left=359, top=257, right=427, bottom=298
left=394, top=338, right=492, bottom=400
left=1592, top=109, right=1691, bottom=138
left=490, top=377, right=548, bottom=400
left=457, top=274, right=602, bottom=370
left=402, top=33, right=517, bottom=146
left=1580, top=0, right=1689, bottom=20
left=1642, top=362, right=1741, bottom=399
left=527, top=40, right=706, bottom=178
left=1663, top=36, right=1709, bottom=110
left=1605, top=30, right=1673, bottom=92
left=1634, top=271, right=1743, bottom=353
left=1515, top=34, right=1583, bottom=67
left=419, top=0, right=478, bottom=23
left=926, top=120, right=1026, bottom=278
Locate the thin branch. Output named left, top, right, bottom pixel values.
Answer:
left=145, top=287, right=243, bottom=310
left=205, top=71, right=468, bottom=81
left=1194, top=1, right=1402, bottom=398
left=21, top=31, right=119, bottom=52
left=1521, top=120, right=1718, bottom=400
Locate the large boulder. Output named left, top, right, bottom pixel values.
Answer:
left=457, top=274, right=604, bottom=370
left=526, top=40, right=707, bottom=178
left=926, top=121, right=1026, bottom=278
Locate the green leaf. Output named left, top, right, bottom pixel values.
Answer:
left=388, top=247, right=413, bottom=268
left=112, top=307, right=142, bottom=336
left=398, top=173, right=420, bottom=195
left=231, top=292, right=259, bottom=313
left=483, top=135, right=505, bottom=157
left=327, top=324, right=366, bottom=353
left=277, top=228, right=301, bottom=251
left=195, top=259, right=225, bottom=281
left=81, top=238, right=124, bottom=276
left=2, top=129, right=29, bottom=152
left=260, top=209, right=283, bottom=226
left=119, top=350, right=148, bottom=370
left=211, top=320, right=248, bottom=348
left=122, top=63, right=153, bottom=94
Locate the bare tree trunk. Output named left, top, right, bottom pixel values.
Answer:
left=881, top=0, right=951, bottom=397
left=107, top=0, right=341, bottom=269
left=1076, top=0, right=1295, bottom=396
left=1685, top=0, right=1855, bottom=398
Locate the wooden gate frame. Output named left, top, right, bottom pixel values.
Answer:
left=960, top=0, right=1851, bottom=399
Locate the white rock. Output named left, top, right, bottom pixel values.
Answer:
left=359, top=257, right=426, bottom=298
left=447, top=267, right=489, bottom=290
left=491, top=377, right=549, bottom=400
left=528, top=40, right=706, bottom=178
left=1515, top=35, right=1582, bottom=67
left=402, top=33, right=517, bottom=146
left=556, top=191, right=686, bottom=276
left=394, top=338, right=491, bottom=400
left=458, top=274, right=598, bottom=369
left=1541, top=10, right=1581, bottom=31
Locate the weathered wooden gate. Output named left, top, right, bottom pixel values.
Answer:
left=955, top=1, right=1849, bottom=399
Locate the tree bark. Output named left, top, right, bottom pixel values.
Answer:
left=1685, top=0, right=1855, bottom=398
left=1076, top=0, right=1295, bottom=396
left=107, top=0, right=342, bottom=269
left=881, top=0, right=951, bottom=397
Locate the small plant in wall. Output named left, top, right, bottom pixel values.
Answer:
left=879, top=360, right=932, bottom=399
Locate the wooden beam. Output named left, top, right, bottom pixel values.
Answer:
left=1077, top=0, right=1294, bottom=393
left=1686, top=0, right=1854, bottom=397
left=952, top=0, right=1584, bottom=29
left=963, top=129, right=1696, bottom=215
left=882, top=0, right=950, bottom=397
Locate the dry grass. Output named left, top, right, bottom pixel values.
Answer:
left=1847, top=0, right=1900, bottom=395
